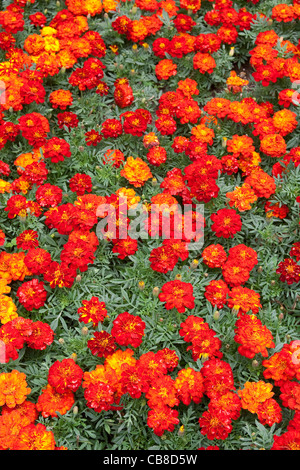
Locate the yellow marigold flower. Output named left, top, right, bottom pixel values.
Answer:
left=0, top=179, right=11, bottom=194
left=0, top=280, right=11, bottom=296
left=44, top=36, right=60, bottom=53
left=40, top=26, right=58, bottom=37
left=0, top=370, right=31, bottom=408
left=0, top=295, right=18, bottom=324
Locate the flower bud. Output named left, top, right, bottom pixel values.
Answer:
left=190, top=259, right=198, bottom=270
left=73, top=406, right=78, bottom=415
left=229, top=47, right=235, bottom=56
left=222, top=137, right=227, bottom=148
left=152, top=177, right=157, bottom=186
left=138, top=280, right=145, bottom=291
left=153, top=286, right=160, bottom=297
left=178, top=425, right=185, bottom=437
left=257, top=266, right=263, bottom=273
left=81, top=327, right=88, bottom=336
left=71, top=353, right=77, bottom=362
left=58, top=338, right=64, bottom=345
left=252, top=359, right=259, bottom=368
left=279, top=312, right=284, bottom=320
left=213, top=310, right=220, bottom=320
left=175, top=273, right=182, bottom=281
left=76, top=275, right=82, bottom=283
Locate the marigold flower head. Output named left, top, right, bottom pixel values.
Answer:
left=0, top=370, right=31, bottom=408
left=48, top=358, right=83, bottom=394
left=120, top=156, right=152, bottom=188
left=147, top=405, right=179, bottom=437
left=36, top=384, right=74, bottom=418
left=159, top=280, right=195, bottom=313
left=111, top=312, right=146, bottom=348
left=238, top=380, right=274, bottom=414
left=77, top=297, right=108, bottom=327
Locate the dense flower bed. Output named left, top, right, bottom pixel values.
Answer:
left=0, top=0, right=300, bottom=451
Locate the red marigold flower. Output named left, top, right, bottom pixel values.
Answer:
left=112, top=237, right=138, bottom=259
left=48, top=358, right=83, bottom=394
left=149, top=245, right=179, bottom=274
left=36, top=384, right=74, bottom=418
left=111, top=311, right=146, bottom=348
left=24, top=248, right=52, bottom=275
left=256, top=398, right=282, bottom=426
left=69, top=173, right=92, bottom=196
left=276, top=258, right=300, bottom=285
left=119, top=362, right=149, bottom=399
left=84, top=381, right=115, bottom=413
left=147, top=405, right=179, bottom=437
left=16, top=279, right=47, bottom=311
left=114, top=83, right=134, bottom=108
left=155, top=348, right=179, bottom=372
left=209, top=391, right=242, bottom=421
left=222, top=260, right=250, bottom=287
left=227, top=244, right=258, bottom=271
left=85, top=129, right=102, bottom=146
left=211, top=208, right=242, bottom=238
left=24, top=320, right=54, bottom=351
left=43, top=261, right=77, bottom=289
left=147, top=146, right=167, bottom=166
left=234, top=313, right=275, bottom=359
left=57, top=111, right=79, bottom=130
left=199, top=409, right=232, bottom=440
left=78, top=297, right=108, bottom=327
left=101, top=118, right=123, bottom=138
left=60, top=240, right=96, bottom=272
left=271, top=430, right=300, bottom=450
left=187, top=328, right=223, bottom=362
left=35, top=183, right=63, bottom=208
left=43, top=136, right=72, bottom=163
left=159, top=280, right=195, bottom=313
left=280, top=381, right=300, bottom=411
left=16, top=229, right=39, bottom=250
left=146, top=375, right=179, bottom=408
left=174, top=368, right=204, bottom=405
left=202, top=244, right=227, bottom=268
left=87, top=330, right=117, bottom=358
left=204, top=279, right=230, bottom=309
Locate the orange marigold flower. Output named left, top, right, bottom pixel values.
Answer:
left=146, top=375, right=179, bottom=408
left=226, top=183, right=258, bottom=211
left=237, top=380, right=274, bottom=414
left=260, top=133, right=287, bottom=157
left=227, top=286, right=262, bottom=314
left=155, top=59, right=177, bottom=80
left=11, top=423, right=56, bottom=450
left=193, top=52, right=216, bottom=74
left=202, top=244, right=228, bottom=269
left=49, top=89, right=73, bottom=110
left=0, top=369, right=31, bottom=408
left=36, top=384, right=74, bottom=418
left=120, top=156, right=152, bottom=188
left=245, top=168, right=276, bottom=199
left=147, top=405, right=179, bottom=437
